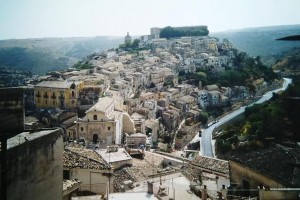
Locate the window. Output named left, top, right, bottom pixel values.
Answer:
left=108, top=127, right=111, bottom=131
left=81, top=127, right=84, bottom=131
left=53, top=100, right=55, bottom=105
left=72, top=91, right=75, bottom=97
left=93, top=115, right=97, bottom=120
left=63, top=170, right=70, bottom=179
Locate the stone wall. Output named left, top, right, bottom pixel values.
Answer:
left=229, top=160, right=285, bottom=197
left=259, top=189, right=300, bottom=200
left=71, top=168, right=112, bottom=194
left=1, top=128, right=63, bottom=200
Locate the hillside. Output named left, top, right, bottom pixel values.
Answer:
left=0, top=36, right=123, bottom=74
left=210, top=24, right=300, bottom=57
left=272, top=47, right=300, bottom=72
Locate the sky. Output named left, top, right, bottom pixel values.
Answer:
left=0, top=0, right=300, bottom=40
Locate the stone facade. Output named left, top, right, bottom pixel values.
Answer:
left=76, top=97, right=135, bottom=145
left=34, top=81, right=84, bottom=109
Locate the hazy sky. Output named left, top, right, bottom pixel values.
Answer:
left=1, top=0, right=300, bottom=40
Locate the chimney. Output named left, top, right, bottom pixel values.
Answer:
left=147, top=181, right=153, bottom=194
left=221, top=185, right=227, bottom=200
left=201, top=185, right=207, bottom=200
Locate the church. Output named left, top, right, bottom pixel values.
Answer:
left=76, top=97, right=135, bottom=146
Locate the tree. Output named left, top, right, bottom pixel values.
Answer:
left=132, top=39, right=140, bottom=49
left=199, top=112, right=208, bottom=124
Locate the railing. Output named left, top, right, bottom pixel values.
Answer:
left=43, top=93, right=49, bottom=98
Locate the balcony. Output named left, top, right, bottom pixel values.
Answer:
left=51, top=94, right=57, bottom=99
left=36, top=93, right=41, bottom=98
left=59, top=95, right=65, bottom=100
left=43, top=93, right=49, bottom=98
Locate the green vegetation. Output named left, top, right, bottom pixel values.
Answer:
left=216, top=76, right=300, bottom=154
left=73, top=61, right=93, bottom=70
left=160, top=26, right=209, bottom=38
left=119, top=39, right=142, bottom=52
left=0, top=66, right=32, bottom=87
left=198, top=112, right=209, bottom=124
left=179, top=54, right=277, bottom=88
left=0, top=47, right=69, bottom=74
left=272, top=47, right=300, bottom=71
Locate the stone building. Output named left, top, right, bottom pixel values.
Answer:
left=145, top=119, right=159, bottom=143
left=63, top=147, right=113, bottom=194
left=76, top=97, right=135, bottom=146
left=124, top=32, right=132, bottom=45
left=34, top=80, right=84, bottom=109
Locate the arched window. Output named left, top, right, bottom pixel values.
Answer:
left=93, top=115, right=97, bottom=120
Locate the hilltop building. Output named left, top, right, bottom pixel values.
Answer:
left=124, top=32, right=132, bottom=45
left=150, top=27, right=161, bottom=39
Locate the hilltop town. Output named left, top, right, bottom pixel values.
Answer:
left=24, top=26, right=277, bottom=150
left=2, top=26, right=299, bottom=200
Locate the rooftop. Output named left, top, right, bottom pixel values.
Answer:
left=204, top=84, right=219, bottom=91
left=7, top=128, right=62, bottom=150
left=178, top=95, right=196, bottom=103
left=140, top=92, right=155, bottom=97
left=145, top=119, right=159, bottom=128
left=191, top=155, right=229, bottom=175
left=96, top=147, right=132, bottom=163
left=226, top=144, right=300, bottom=187
left=63, top=147, right=111, bottom=171
left=35, top=81, right=82, bottom=89
left=86, top=97, right=114, bottom=113
left=131, top=112, right=143, bottom=120
left=127, top=133, right=147, bottom=138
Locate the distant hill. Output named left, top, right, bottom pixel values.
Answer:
left=210, top=24, right=300, bottom=57
left=272, top=47, right=300, bottom=72
left=0, top=36, right=123, bottom=74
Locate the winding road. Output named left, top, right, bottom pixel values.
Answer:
left=201, top=78, right=292, bottom=157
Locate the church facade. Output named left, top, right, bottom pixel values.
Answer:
left=76, top=97, right=135, bottom=146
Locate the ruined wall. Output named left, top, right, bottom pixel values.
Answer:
left=3, top=129, right=63, bottom=200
